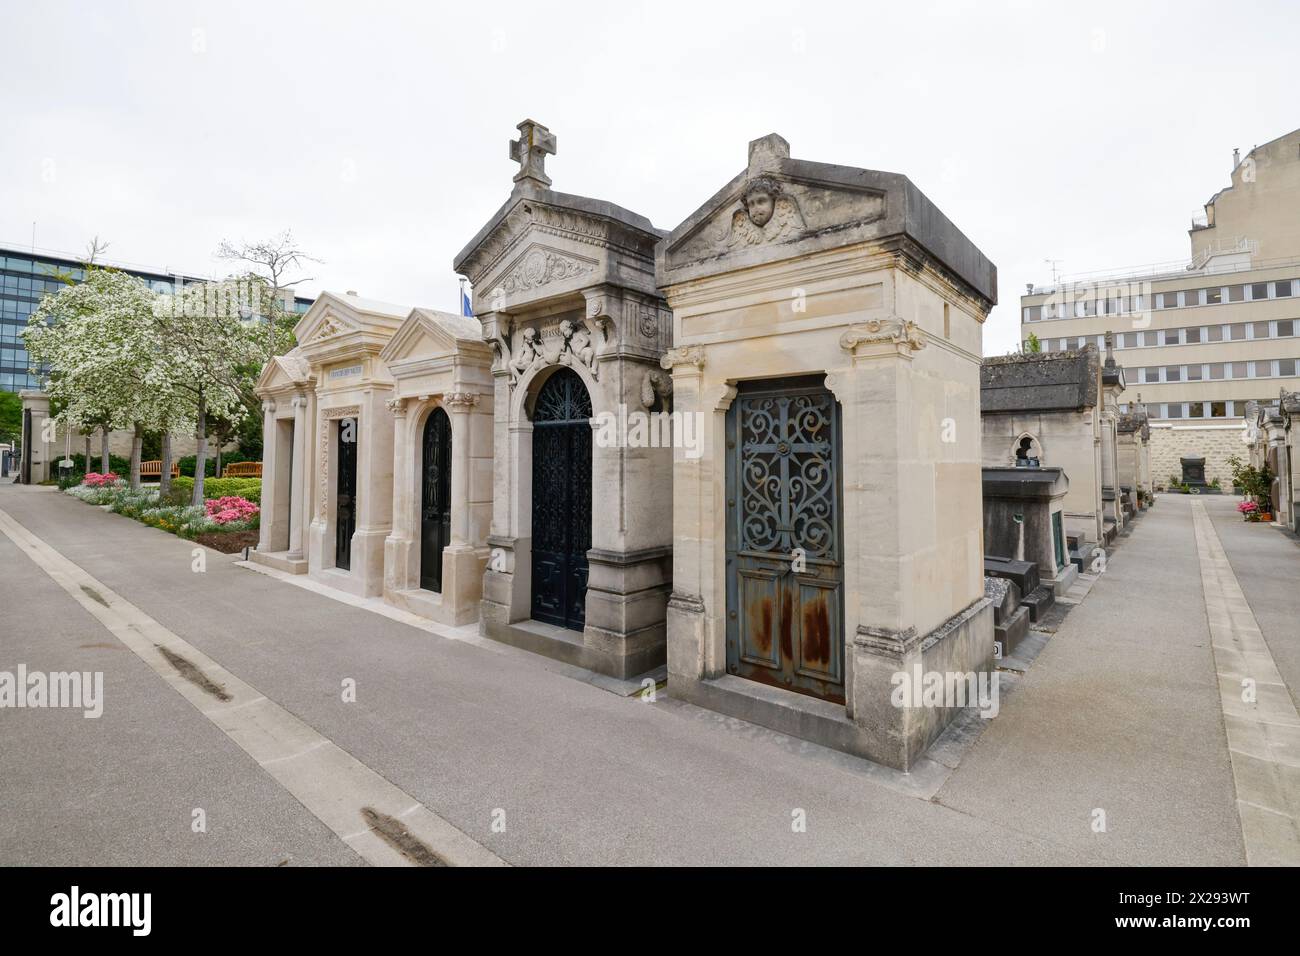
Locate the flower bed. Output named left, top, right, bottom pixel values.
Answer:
left=63, top=477, right=259, bottom=542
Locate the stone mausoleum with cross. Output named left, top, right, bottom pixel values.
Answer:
left=453, top=120, right=675, bottom=679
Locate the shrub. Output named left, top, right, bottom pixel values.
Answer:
left=177, top=450, right=253, bottom=478
left=172, top=476, right=261, bottom=504
left=83, top=471, right=121, bottom=487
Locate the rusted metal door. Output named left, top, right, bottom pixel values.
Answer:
left=726, top=377, right=844, bottom=703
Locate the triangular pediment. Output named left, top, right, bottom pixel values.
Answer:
left=657, top=133, right=997, bottom=307
left=485, top=241, right=599, bottom=302
left=294, top=291, right=409, bottom=361
left=452, top=188, right=663, bottom=307
left=255, top=347, right=313, bottom=395
left=380, top=308, right=488, bottom=366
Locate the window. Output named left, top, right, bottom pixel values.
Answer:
left=1159, top=292, right=1178, bottom=309
left=1057, top=338, right=1069, bottom=351
left=1209, top=363, right=1225, bottom=379
left=1162, top=328, right=1180, bottom=345
left=1165, top=366, right=1182, bottom=381
left=1275, top=280, right=1293, bottom=298
left=1208, top=325, right=1225, bottom=342
left=1167, top=404, right=1184, bottom=418
left=1251, top=283, right=1270, bottom=300
left=1116, top=332, right=1128, bottom=348
left=1183, top=289, right=1201, bottom=307
left=1185, top=326, right=1202, bottom=344
left=1206, top=288, right=1223, bottom=305
left=1231, top=361, right=1249, bottom=379
left=1227, top=323, right=1246, bottom=341
left=1024, top=306, right=1041, bottom=322
left=1082, top=299, right=1097, bottom=316
left=1252, top=321, right=1271, bottom=339
left=1281, top=359, right=1297, bottom=377
left=1227, top=285, right=1245, bottom=302
left=1279, top=320, right=1295, bottom=337
left=1187, top=364, right=1203, bottom=380
left=1189, top=402, right=1205, bottom=418
left=1211, top=401, right=1227, bottom=418
left=1143, top=366, right=1161, bottom=383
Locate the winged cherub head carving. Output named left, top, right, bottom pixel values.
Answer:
left=740, top=176, right=782, bottom=227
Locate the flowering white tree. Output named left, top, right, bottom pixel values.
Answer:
left=150, top=280, right=262, bottom=505
left=24, top=269, right=178, bottom=488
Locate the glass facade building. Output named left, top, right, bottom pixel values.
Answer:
left=0, top=246, right=313, bottom=394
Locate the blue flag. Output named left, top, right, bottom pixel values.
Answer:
left=461, top=290, right=473, bottom=317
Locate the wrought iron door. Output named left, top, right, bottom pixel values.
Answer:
left=530, top=368, right=592, bottom=631
left=420, top=408, right=452, bottom=592
left=725, top=377, right=844, bottom=703
left=335, top=417, right=357, bottom=570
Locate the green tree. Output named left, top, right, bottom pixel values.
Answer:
left=0, top=391, right=21, bottom=446
left=1025, top=332, right=1043, bottom=353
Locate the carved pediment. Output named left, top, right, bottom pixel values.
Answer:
left=671, top=176, right=885, bottom=268
left=657, top=133, right=998, bottom=309
left=488, top=244, right=597, bottom=302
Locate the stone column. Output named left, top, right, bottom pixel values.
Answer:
left=445, top=392, right=478, bottom=547
left=661, top=346, right=711, bottom=681
left=257, top=399, right=278, bottom=552
left=383, top=396, right=411, bottom=593
left=287, top=395, right=308, bottom=560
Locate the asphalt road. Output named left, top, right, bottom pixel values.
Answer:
left=3, top=482, right=1288, bottom=865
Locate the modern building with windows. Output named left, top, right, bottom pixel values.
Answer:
left=1020, top=127, right=1300, bottom=427
left=1, top=245, right=314, bottom=394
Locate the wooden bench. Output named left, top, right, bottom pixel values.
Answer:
left=223, top=461, right=262, bottom=478
left=140, top=460, right=180, bottom=480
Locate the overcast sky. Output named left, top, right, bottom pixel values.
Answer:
left=3, top=0, right=1296, bottom=355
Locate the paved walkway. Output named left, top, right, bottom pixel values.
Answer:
left=1, top=483, right=1295, bottom=865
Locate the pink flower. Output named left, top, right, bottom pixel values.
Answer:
left=204, top=496, right=259, bottom=524
left=83, top=472, right=120, bottom=487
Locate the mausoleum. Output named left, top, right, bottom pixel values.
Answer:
left=982, top=348, right=1107, bottom=549
left=379, top=309, right=494, bottom=625
left=453, top=120, right=674, bottom=678
left=657, top=133, right=998, bottom=770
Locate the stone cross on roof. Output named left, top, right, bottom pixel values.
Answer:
left=509, top=119, right=556, bottom=187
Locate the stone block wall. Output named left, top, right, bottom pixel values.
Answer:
left=1148, top=422, right=1247, bottom=488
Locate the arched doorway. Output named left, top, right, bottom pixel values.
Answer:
left=530, top=367, right=592, bottom=631
left=420, top=407, right=453, bottom=592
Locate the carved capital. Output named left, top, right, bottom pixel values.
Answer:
left=261, top=400, right=276, bottom=414
left=444, top=391, right=480, bottom=410
left=385, top=397, right=407, bottom=417
left=839, top=317, right=926, bottom=357
left=660, top=346, right=706, bottom=372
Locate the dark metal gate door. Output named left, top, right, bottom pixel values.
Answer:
left=335, top=417, right=357, bottom=570
left=726, top=377, right=844, bottom=703
left=20, top=408, right=32, bottom=484
left=420, top=407, right=452, bottom=592
left=531, top=367, right=592, bottom=631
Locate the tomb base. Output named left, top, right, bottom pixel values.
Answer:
left=669, top=599, right=994, bottom=772
left=480, top=613, right=664, bottom=680
left=249, top=549, right=308, bottom=575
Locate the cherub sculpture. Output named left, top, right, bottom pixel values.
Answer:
left=560, top=319, right=596, bottom=379
left=729, top=176, right=805, bottom=247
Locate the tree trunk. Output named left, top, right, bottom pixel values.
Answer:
left=192, top=392, right=208, bottom=507
left=100, top=426, right=110, bottom=475
left=129, top=423, right=143, bottom=490
left=159, top=431, right=173, bottom=498
left=83, top=433, right=91, bottom=474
